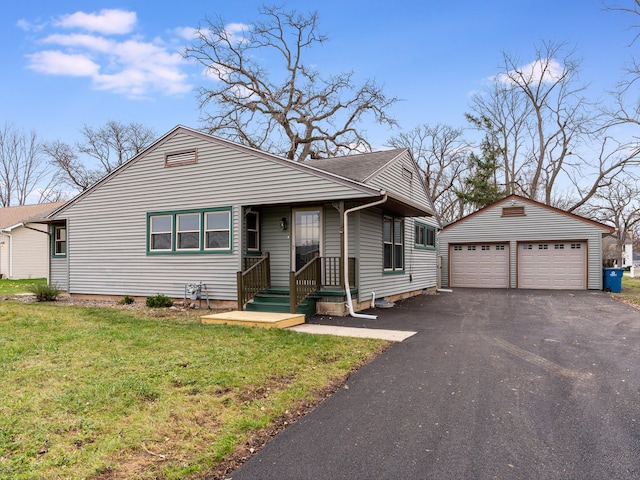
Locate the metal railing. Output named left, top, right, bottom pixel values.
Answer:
left=237, top=253, right=270, bottom=310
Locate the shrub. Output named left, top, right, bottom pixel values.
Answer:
left=27, top=283, right=61, bottom=302
left=145, top=294, right=173, bottom=308
left=119, top=295, right=135, bottom=305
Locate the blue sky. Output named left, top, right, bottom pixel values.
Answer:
left=1, top=0, right=635, bottom=151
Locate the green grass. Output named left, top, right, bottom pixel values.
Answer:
left=614, top=274, right=640, bottom=307
left=0, top=303, right=385, bottom=479
left=0, top=278, right=46, bottom=296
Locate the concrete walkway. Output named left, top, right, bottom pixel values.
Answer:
left=288, top=324, right=416, bottom=342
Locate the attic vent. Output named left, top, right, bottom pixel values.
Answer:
left=502, top=206, right=525, bottom=217
left=402, top=167, right=413, bottom=181
left=165, top=149, right=197, bottom=167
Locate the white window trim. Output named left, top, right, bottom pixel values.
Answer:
left=149, top=215, right=173, bottom=252
left=176, top=213, right=201, bottom=251
left=204, top=210, right=231, bottom=251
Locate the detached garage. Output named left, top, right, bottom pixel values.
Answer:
left=439, top=195, right=614, bottom=290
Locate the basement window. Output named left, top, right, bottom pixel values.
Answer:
left=502, top=206, right=525, bottom=217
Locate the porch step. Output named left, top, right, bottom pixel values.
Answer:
left=246, top=290, right=317, bottom=318
left=201, top=311, right=305, bottom=328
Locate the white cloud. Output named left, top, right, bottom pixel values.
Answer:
left=17, top=19, right=46, bottom=32
left=27, top=50, right=99, bottom=76
left=24, top=9, right=192, bottom=98
left=495, top=58, right=565, bottom=85
left=42, top=33, right=113, bottom=52
left=225, top=23, right=249, bottom=44
left=54, top=9, right=137, bottom=35
left=174, top=26, right=198, bottom=40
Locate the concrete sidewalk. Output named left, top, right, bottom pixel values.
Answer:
left=288, top=324, right=416, bottom=342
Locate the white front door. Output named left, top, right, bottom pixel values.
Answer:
left=292, top=208, right=322, bottom=272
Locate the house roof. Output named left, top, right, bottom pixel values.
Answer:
left=49, top=126, right=435, bottom=218
left=304, top=149, right=407, bottom=183
left=441, top=194, right=614, bottom=233
left=0, top=202, right=66, bottom=230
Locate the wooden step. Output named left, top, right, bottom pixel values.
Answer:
left=201, top=311, right=305, bottom=328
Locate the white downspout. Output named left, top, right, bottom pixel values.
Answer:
left=343, top=192, right=388, bottom=319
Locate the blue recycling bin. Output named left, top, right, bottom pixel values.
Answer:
left=603, top=268, right=624, bottom=293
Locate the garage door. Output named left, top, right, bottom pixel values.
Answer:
left=450, top=243, right=509, bottom=288
left=517, top=242, right=586, bottom=289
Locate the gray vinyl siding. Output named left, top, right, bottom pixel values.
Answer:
left=367, top=151, right=434, bottom=212
left=53, top=130, right=381, bottom=299
left=324, top=205, right=341, bottom=258
left=355, top=208, right=437, bottom=302
left=51, top=257, right=68, bottom=291
left=261, top=207, right=291, bottom=288
left=439, top=198, right=609, bottom=290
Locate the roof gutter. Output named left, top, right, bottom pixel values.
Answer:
left=343, top=192, right=388, bottom=319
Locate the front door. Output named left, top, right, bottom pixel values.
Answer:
left=292, top=208, right=322, bottom=271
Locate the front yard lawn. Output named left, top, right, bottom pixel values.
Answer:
left=610, top=274, right=640, bottom=308
left=0, top=277, right=46, bottom=296
left=0, top=302, right=386, bottom=479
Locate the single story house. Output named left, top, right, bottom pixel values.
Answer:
left=44, top=125, right=438, bottom=315
left=438, top=195, right=614, bottom=290
left=0, top=202, right=66, bottom=280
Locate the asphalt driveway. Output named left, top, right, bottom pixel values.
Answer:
left=228, top=289, right=640, bottom=480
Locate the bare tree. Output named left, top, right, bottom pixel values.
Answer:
left=466, top=41, right=632, bottom=211
left=45, top=120, right=156, bottom=192
left=583, top=177, right=640, bottom=267
left=0, top=123, right=59, bottom=206
left=184, top=5, right=398, bottom=161
left=387, top=124, right=471, bottom=223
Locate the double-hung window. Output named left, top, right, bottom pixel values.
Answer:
left=414, top=222, right=436, bottom=249
left=383, top=216, right=404, bottom=272
left=150, top=215, right=172, bottom=251
left=147, top=208, right=232, bottom=254
left=246, top=211, right=260, bottom=251
left=205, top=211, right=230, bottom=250
left=177, top=213, right=200, bottom=250
left=53, top=225, right=67, bottom=256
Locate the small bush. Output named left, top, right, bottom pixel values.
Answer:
left=145, top=294, right=173, bottom=308
left=27, top=283, right=61, bottom=302
left=119, top=295, right=135, bottom=305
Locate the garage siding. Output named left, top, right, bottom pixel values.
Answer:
left=438, top=196, right=611, bottom=290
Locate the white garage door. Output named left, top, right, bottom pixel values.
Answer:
left=450, top=243, right=509, bottom=288
left=517, top=242, right=586, bottom=289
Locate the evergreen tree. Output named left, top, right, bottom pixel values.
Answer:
left=457, top=133, right=505, bottom=210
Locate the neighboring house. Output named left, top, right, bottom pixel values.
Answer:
left=602, top=232, right=634, bottom=268
left=438, top=195, right=614, bottom=290
left=43, top=125, right=438, bottom=315
left=0, top=202, right=66, bottom=280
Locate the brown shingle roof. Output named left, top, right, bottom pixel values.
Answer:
left=304, top=149, right=407, bottom=183
left=0, top=202, right=66, bottom=230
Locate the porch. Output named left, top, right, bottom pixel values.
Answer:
left=236, top=254, right=357, bottom=317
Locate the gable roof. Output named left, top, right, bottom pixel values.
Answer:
left=0, top=202, right=66, bottom=230
left=441, top=194, right=614, bottom=233
left=304, top=149, right=407, bottom=183
left=49, top=126, right=435, bottom=218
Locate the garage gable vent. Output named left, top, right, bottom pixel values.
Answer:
left=502, top=206, right=525, bottom=217
left=165, top=149, right=197, bottom=167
